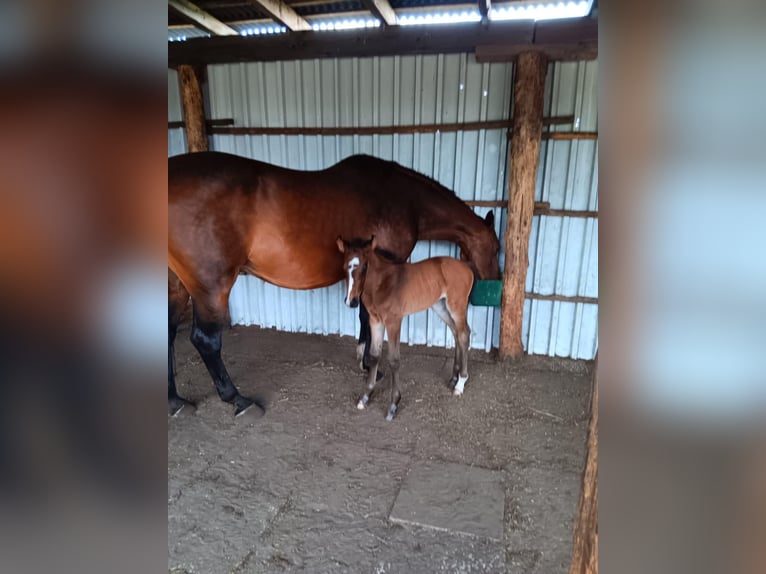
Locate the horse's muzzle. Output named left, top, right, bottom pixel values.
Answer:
left=348, top=297, right=359, bottom=308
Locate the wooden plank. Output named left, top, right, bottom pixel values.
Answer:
left=169, top=21, right=551, bottom=66
left=168, top=118, right=235, bottom=129
left=209, top=115, right=573, bottom=136
left=526, top=293, right=598, bottom=305
left=466, top=200, right=599, bottom=219
left=476, top=17, right=598, bottom=62
left=543, top=132, right=598, bottom=140
left=499, top=51, right=547, bottom=360
left=245, top=0, right=311, bottom=31
left=569, top=357, right=598, bottom=574
left=476, top=42, right=597, bottom=62
left=177, top=65, right=208, bottom=152
left=168, top=0, right=239, bottom=36
left=360, top=0, right=398, bottom=26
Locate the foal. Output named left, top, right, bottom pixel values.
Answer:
left=337, top=237, right=475, bottom=421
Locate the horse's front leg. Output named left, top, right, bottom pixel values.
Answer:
left=357, top=302, right=370, bottom=371
left=357, top=321, right=385, bottom=410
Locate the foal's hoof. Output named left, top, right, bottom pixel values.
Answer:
left=357, top=394, right=370, bottom=410
left=453, top=388, right=464, bottom=397
left=233, top=396, right=265, bottom=420
left=168, top=397, right=196, bottom=417
left=385, top=404, right=398, bottom=422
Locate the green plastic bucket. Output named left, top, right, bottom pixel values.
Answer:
left=470, top=279, right=502, bottom=307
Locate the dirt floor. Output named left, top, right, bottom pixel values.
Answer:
left=168, top=324, right=593, bottom=574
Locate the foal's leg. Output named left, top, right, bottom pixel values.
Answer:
left=168, top=271, right=194, bottom=416
left=190, top=291, right=262, bottom=418
left=431, top=299, right=461, bottom=389
left=357, top=321, right=385, bottom=410
left=384, top=319, right=403, bottom=421
left=452, top=315, right=471, bottom=396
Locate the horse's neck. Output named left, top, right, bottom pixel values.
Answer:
left=416, top=193, right=476, bottom=248
left=366, top=257, right=401, bottom=298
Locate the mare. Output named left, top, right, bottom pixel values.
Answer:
left=337, top=236, right=475, bottom=421
left=169, top=151, right=499, bottom=417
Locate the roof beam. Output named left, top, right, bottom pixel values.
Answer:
left=168, top=0, right=239, bottom=36
left=478, top=0, right=491, bottom=20
left=169, top=20, right=597, bottom=66
left=245, top=0, right=311, bottom=31
left=360, top=0, right=398, bottom=26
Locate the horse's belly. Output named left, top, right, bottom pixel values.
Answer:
left=245, top=240, right=342, bottom=290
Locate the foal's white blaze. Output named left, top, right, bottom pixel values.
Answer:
left=454, top=375, right=468, bottom=396
left=346, top=256, right=360, bottom=306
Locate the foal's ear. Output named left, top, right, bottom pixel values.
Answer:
left=336, top=237, right=345, bottom=253
left=484, top=211, right=495, bottom=228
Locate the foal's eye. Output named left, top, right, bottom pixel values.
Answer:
left=362, top=263, right=368, bottom=273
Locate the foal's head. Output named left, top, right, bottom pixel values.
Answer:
left=336, top=236, right=373, bottom=308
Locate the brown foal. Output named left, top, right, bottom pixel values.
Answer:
left=337, top=237, right=475, bottom=421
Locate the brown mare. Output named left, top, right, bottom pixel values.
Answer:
left=337, top=237, right=475, bottom=421
left=169, top=151, right=499, bottom=417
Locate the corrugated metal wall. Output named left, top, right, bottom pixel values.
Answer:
left=168, top=69, right=186, bottom=156
left=167, top=58, right=598, bottom=359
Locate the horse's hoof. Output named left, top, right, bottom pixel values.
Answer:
left=385, top=404, right=398, bottom=421
left=169, top=398, right=196, bottom=417
left=234, top=397, right=265, bottom=420
left=356, top=401, right=366, bottom=410
left=453, top=389, right=463, bottom=397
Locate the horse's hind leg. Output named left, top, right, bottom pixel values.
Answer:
left=190, top=296, right=262, bottom=417
left=384, top=319, right=403, bottom=421
left=169, top=271, right=193, bottom=416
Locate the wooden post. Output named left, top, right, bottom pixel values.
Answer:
left=177, top=65, right=208, bottom=152
left=499, top=51, right=547, bottom=359
left=569, top=357, right=598, bottom=574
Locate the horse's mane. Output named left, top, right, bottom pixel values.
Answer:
left=373, top=247, right=406, bottom=264
left=390, top=161, right=457, bottom=198
left=340, top=155, right=458, bottom=199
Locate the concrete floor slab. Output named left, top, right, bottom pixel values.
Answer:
left=389, top=461, right=505, bottom=541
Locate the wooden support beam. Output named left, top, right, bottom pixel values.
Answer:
left=245, top=0, right=311, bottom=31
left=209, top=115, right=574, bottom=137
left=168, top=0, right=239, bottom=36
left=526, top=293, right=598, bottom=305
left=569, top=357, right=598, bottom=574
left=177, top=65, right=209, bottom=152
left=168, top=20, right=597, bottom=66
left=361, top=0, right=398, bottom=26
left=168, top=118, right=235, bottom=129
left=499, top=51, right=548, bottom=360
left=476, top=17, right=598, bottom=62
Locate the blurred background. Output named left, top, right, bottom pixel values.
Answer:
left=601, top=0, right=766, bottom=572
left=0, top=0, right=764, bottom=572
left=0, top=1, right=166, bottom=573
